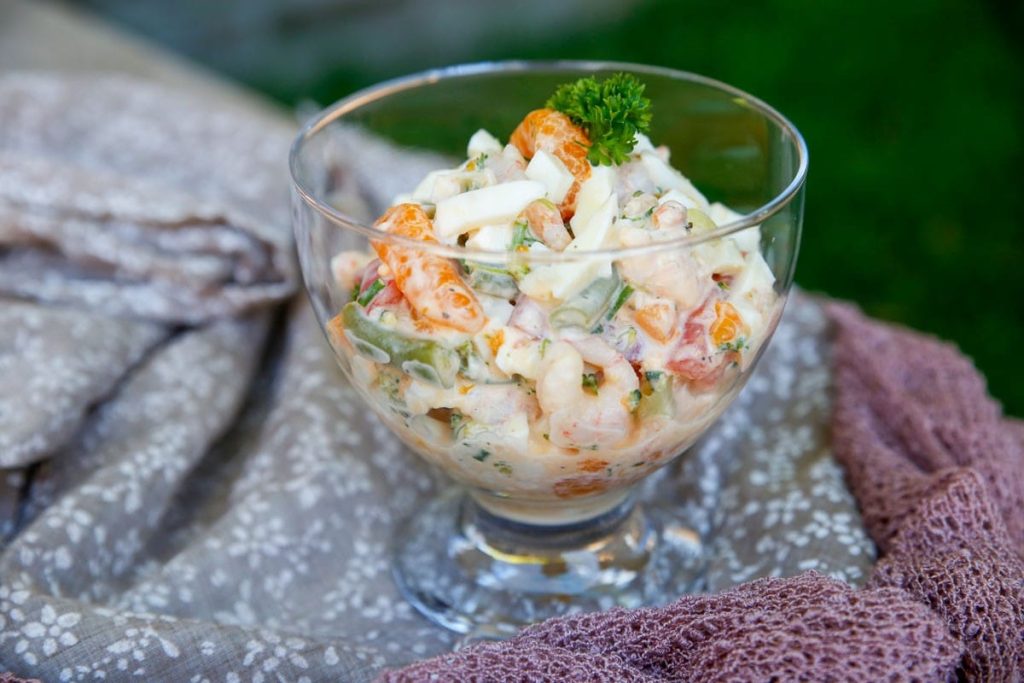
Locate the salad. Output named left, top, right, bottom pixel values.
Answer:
left=328, top=74, right=779, bottom=517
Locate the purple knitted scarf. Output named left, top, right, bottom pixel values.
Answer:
left=383, top=304, right=1024, bottom=682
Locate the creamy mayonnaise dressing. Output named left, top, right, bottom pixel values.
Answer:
left=329, top=130, right=779, bottom=524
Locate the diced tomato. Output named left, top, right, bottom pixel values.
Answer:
left=666, top=295, right=733, bottom=387
left=353, top=258, right=406, bottom=313
left=357, top=259, right=383, bottom=294
left=365, top=281, right=404, bottom=312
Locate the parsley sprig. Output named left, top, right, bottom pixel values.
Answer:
left=547, top=73, right=653, bottom=166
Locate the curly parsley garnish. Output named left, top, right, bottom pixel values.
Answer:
left=547, top=73, right=653, bottom=166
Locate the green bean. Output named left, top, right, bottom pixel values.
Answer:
left=461, top=261, right=519, bottom=299
left=550, top=269, right=622, bottom=330
left=339, top=302, right=459, bottom=388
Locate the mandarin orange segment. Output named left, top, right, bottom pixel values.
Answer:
left=710, top=301, right=744, bottom=346
left=634, top=303, right=676, bottom=343
left=371, top=204, right=485, bottom=333
left=510, top=108, right=592, bottom=220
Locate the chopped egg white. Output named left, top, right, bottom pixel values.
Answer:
left=467, top=129, right=503, bottom=158
left=731, top=251, right=777, bottom=310
left=465, top=224, right=514, bottom=251
left=520, top=193, right=617, bottom=301
left=494, top=327, right=544, bottom=380
left=525, top=150, right=574, bottom=204
left=708, top=202, right=761, bottom=254
left=570, top=165, right=615, bottom=233
left=694, top=238, right=746, bottom=276
left=641, top=152, right=709, bottom=208
left=412, top=169, right=496, bottom=203
left=434, top=180, right=546, bottom=242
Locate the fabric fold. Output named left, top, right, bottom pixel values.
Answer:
left=0, top=73, right=295, bottom=323
left=830, top=303, right=1024, bottom=681
left=0, top=301, right=167, bottom=468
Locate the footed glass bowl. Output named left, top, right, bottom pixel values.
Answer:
left=290, top=61, right=806, bottom=637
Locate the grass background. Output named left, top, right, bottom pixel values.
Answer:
left=81, top=0, right=1024, bottom=415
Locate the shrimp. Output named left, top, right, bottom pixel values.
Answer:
left=372, top=203, right=485, bottom=333
left=510, top=108, right=591, bottom=220
left=519, top=199, right=572, bottom=251
left=617, top=248, right=709, bottom=309
left=652, top=200, right=688, bottom=230
left=537, top=338, right=639, bottom=450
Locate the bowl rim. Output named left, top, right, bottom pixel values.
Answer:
left=289, top=59, right=808, bottom=262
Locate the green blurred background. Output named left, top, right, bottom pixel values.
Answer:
left=76, top=0, right=1023, bottom=415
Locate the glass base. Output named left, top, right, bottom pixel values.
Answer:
left=392, top=488, right=706, bottom=638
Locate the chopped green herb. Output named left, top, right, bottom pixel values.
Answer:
left=717, top=280, right=730, bottom=290
left=632, top=189, right=644, bottom=197
left=628, top=389, right=643, bottom=411
left=719, top=337, right=747, bottom=353
left=450, top=410, right=466, bottom=437
left=645, top=370, right=665, bottom=383
left=510, top=220, right=541, bottom=251
left=494, top=461, right=513, bottom=476
left=582, top=373, right=600, bottom=394
left=356, top=278, right=385, bottom=307
left=547, top=73, right=653, bottom=166
left=606, top=284, right=635, bottom=321
left=473, top=450, right=490, bottom=462
left=617, top=326, right=638, bottom=349
left=540, top=338, right=551, bottom=357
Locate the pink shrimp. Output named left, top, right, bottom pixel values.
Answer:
left=519, top=199, right=572, bottom=251
left=537, top=338, right=639, bottom=450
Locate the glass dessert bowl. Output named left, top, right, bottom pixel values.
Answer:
left=290, top=61, right=806, bottom=637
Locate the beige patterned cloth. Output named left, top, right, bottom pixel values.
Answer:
left=0, top=73, right=872, bottom=681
